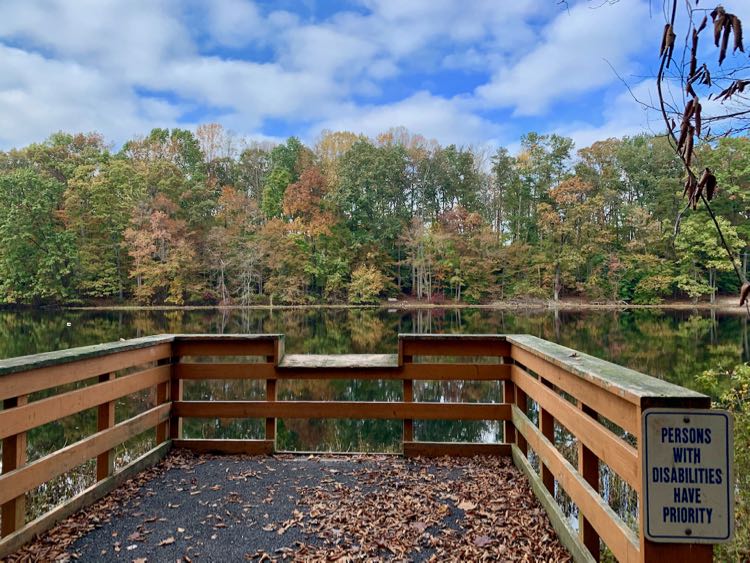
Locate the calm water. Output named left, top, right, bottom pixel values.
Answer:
left=1, top=306, right=747, bottom=520
left=3, top=306, right=748, bottom=383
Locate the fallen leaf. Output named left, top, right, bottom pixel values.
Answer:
left=158, top=537, right=175, bottom=547
left=457, top=500, right=477, bottom=511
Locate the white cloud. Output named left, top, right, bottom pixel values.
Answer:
left=0, top=45, right=181, bottom=148
left=0, top=0, right=192, bottom=82
left=555, top=80, right=662, bottom=150
left=206, top=0, right=264, bottom=47
left=0, top=0, right=674, bottom=151
left=476, top=0, right=655, bottom=116
left=311, top=91, right=500, bottom=147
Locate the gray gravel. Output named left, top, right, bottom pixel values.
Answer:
left=69, top=455, right=357, bottom=561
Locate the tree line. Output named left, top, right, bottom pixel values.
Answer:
left=0, top=124, right=747, bottom=306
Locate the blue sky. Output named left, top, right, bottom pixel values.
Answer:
left=0, top=0, right=745, bottom=153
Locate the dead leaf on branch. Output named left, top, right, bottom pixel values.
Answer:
left=740, top=282, right=750, bottom=306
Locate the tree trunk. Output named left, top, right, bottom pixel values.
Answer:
left=553, top=263, right=561, bottom=302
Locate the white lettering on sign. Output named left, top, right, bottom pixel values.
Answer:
left=642, top=409, right=734, bottom=543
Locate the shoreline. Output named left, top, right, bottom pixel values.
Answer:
left=30, top=298, right=748, bottom=314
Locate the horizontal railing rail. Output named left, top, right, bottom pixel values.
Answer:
left=0, top=333, right=717, bottom=563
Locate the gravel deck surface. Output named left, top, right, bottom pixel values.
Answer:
left=7, top=450, right=571, bottom=562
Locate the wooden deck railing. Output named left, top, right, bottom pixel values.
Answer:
left=0, top=333, right=717, bottom=562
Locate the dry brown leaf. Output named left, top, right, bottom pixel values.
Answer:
left=158, top=537, right=175, bottom=547
left=740, top=282, right=750, bottom=306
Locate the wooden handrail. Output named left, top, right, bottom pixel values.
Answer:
left=0, top=333, right=718, bottom=563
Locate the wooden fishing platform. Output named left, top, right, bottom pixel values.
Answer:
left=0, top=334, right=718, bottom=561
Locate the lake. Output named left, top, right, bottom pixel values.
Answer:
left=2, top=306, right=747, bottom=520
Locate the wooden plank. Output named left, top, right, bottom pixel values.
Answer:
left=400, top=338, right=510, bottom=358
left=403, top=363, right=510, bottom=381
left=265, top=379, right=277, bottom=441
left=512, top=406, right=640, bottom=563
left=0, top=441, right=171, bottom=560
left=0, top=404, right=170, bottom=507
left=173, top=439, right=274, bottom=455
left=540, top=378, right=555, bottom=494
left=173, top=339, right=276, bottom=358
left=174, top=401, right=511, bottom=421
left=578, top=403, right=601, bottom=562
left=403, top=442, right=510, bottom=458
left=273, top=337, right=285, bottom=366
left=279, top=354, right=398, bottom=369
left=507, top=335, right=708, bottom=404
left=176, top=362, right=509, bottom=381
left=96, top=373, right=116, bottom=481
left=511, top=366, right=640, bottom=490
left=511, top=346, right=638, bottom=436
left=516, top=386, right=528, bottom=456
left=0, top=343, right=172, bottom=402
left=1, top=395, right=28, bottom=537
left=0, top=335, right=174, bottom=378
left=503, top=381, right=516, bottom=444
left=511, top=445, right=596, bottom=563
left=176, top=363, right=276, bottom=380
left=403, top=379, right=414, bottom=441
left=169, top=378, right=183, bottom=440
left=155, top=381, right=169, bottom=445
left=0, top=365, right=170, bottom=440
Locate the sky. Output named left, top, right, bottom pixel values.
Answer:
left=0, top=0, right=745, bottom=153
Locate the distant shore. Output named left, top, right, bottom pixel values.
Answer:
left=31, top=295, right=744, bottom=314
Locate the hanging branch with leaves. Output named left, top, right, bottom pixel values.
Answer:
left=657, top=0, right=750, bottom=306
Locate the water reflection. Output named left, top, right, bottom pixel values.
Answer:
left=4, top=306, right=746, bottom=454
left=2, top=307, right=747, bottom=521
left=2, top=307, right=747, bottom=386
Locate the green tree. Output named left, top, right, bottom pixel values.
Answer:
left=675, top=215, right=744, bottom=302
left=0, top=169, right=77, bottom=303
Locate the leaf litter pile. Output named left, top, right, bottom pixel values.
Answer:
left=4, top=450, right=570, bottom=562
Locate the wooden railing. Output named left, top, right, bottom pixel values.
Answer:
left=0, top=334, right=717, bottom=562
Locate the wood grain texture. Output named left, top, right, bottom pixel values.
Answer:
left=400, top=337, right=510, bottom=358
left=173, top=439, right=274, bottom=455
left=174, top=400, right=511, bottom=421
left=512, top=445, right=596, bottom=563
left=1, top=395, right=28, bottom=537
left=96, top=373, right=116, bottom=481
left=174, top=338, right=278, bottom=358
left=0, top=343, right=172, bottom=402
left=512, top=365, right=639, bottom=490
left=507, top=334, right=708, bottom=404
left=511, top=345, right=638, bottom=436
left=0, top=336, right=174, bottom=378
left=0, top=365, right=170, bottom=440
left=513, top=406, right=639, bottom=563
left=0, top=404, right=170, bottom=506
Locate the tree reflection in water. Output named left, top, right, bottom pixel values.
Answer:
left=2, top=307, right=746, bottom=522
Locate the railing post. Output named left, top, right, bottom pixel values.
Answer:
left=155, top=355, right=173, bottom=444
left=96, top=373, right=116, bottom=480
left=516, top=386, right=528, bottom=456
left=503, top=380, right=516, bottom=444
left=1, top=395, right=27, bottom=537
left=265, top=372, right=277, bottom=445
left=169, top=353, right=183, bottom=440
left=403, top=376, right=414, bottom=442
left=637, top=398, right=714, bottom=563
left=578, top=402, right=600, bottom=561
left=265, top=338, right=283, bottom=450
left=539, top=378, right=555, bottom=494
left=399, top=338, right=414, bottom=444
